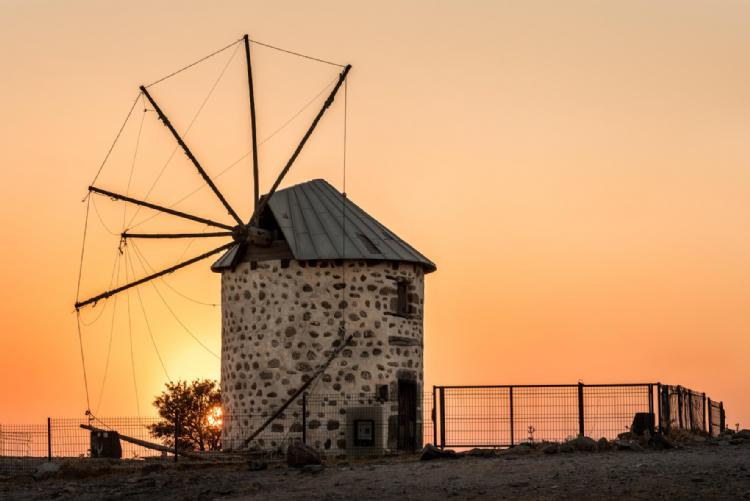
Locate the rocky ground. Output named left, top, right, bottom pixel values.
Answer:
left=2, top=433, right=750, bottom=500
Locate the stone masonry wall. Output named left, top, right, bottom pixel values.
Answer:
left=220, top=259, right=425, bottom=452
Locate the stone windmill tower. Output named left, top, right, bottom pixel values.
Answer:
left=74, top=36, right=435, bottom=454
left=212, top=179, right=436, bottom=451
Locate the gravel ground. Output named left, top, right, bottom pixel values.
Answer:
left=2, top=442, right=750, bottom=500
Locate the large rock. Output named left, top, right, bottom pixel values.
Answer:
left=735, top=429, right=750, bottom=440
left=630, top=413, right=654, bottom=436
left=286, top=442, right=322, bottom=468
left=420, top=444, right=458, bottom=460
left=33, top=462, right=61, bottom=481
left=566, top=436, right=597, bottom=452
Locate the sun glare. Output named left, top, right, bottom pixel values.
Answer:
left=206, top=406, right=223, bottom=428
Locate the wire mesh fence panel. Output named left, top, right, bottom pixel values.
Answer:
left=0, top=424, right=48, bottom=475
left=233, top=393, right=430, bottom=458
left=51, top=418, right=166, bottom=461
left=422, top=392, right=434, bottom=447
left=439, top=387, right=510, bottom=447
left=511, top=386, right=579, bottom=444
left=583, top=385, right=652, bottom=440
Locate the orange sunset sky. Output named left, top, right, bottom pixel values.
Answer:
left=1, top=1, right=748, bottom=428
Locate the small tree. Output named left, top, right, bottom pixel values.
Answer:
left=148, top=379, right=222, bottom=451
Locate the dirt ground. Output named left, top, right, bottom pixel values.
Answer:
left=2, top=442, right=750, bottom=500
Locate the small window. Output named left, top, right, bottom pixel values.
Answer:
left=397, top=281, right=409, bottom=317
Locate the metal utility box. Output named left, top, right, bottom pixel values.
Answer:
left=346, top=406, right=384, bottom=456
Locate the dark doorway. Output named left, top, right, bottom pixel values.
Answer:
left=397, top=379, right=418, bottom=450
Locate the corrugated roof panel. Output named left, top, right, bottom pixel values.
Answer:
left=212, top=179, right=436, bottom=273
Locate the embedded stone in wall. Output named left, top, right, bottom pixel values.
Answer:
left=388, top=336, right=420, bottom=347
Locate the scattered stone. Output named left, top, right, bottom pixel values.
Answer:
left=33, top=462, right=61, bottom=481
left=542, top=444, right=559, bottom=454
left=597, top=438, right=610, bottom=451
left=566, top=436, right=597, bottom=452
left=648, top=433, right=674, bottom=450
left=559, top=443, right=575, bottom=453
left=729, top=438, right=744, bottom=446
left=735, top=430, right=750, bottom=440
left=615, top=440, right=643, bottom=452
left=141, top=463, right=165, bottom=475
left=499, top=444, right=533, bottom=456
left=462, top=448, right=497, bottom=458
left=301, top=464, right=325, bottom=474
left=420, top=444, right=458, bottom=460
left=248, top=460, right=268, bottom=471
left=286, top=442, right=322, bottom=468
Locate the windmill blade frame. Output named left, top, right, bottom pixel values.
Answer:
left=140, top=85, right=244, bottom=226
left=74, top=241, right=235, bottom=310
left=89, top=186, right=234, bottom=230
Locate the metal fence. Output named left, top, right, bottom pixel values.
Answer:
left=0, top=383, right=726, bottom=477
left=432, top=383, right=725, bottom=449
left=0, top=417, right=170, bottom=476
left=226, top=393, right=434, bottom=457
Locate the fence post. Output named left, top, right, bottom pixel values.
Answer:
left=174, top=410, right=179, bottom=463
left=438, top=387, right=446, bottom=449
left=688, top=391, right=694, bottom=431
left=677, top=387, right=683, bottom=429
left=47, top=417, right=52, bottom=461
left=302, top=392, right=308, bottom=445
left=661, top=385, right=670, bottom=434
left=719, top=402, right=725, bottom=431
left=656, top=383, right=662, bottom=433
left=702, top=393, right=707, bottom=434
left=707, top=398, right=713, bottom=437
left=432, top=386, right=437, bottom=446
left=647, top=385, right=655, bottom=435
left=577, top=382, right=585, bottom=437
left=509, top=386, right=515, bottom=447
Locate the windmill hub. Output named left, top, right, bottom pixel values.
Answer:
left=231, top=225, right=249, bottom=243
left=232, top=224, right=272, bottom=246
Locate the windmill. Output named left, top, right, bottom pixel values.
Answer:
left=75, top=35, right=435, bottom=454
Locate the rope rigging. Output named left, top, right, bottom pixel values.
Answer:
left=126, top=75, right=339, bottom=231
left=94, top=252, right=121, bottom=414
left=127, top=249, right=172, bottom=382
left=124, top=246, right=142, bottom=418
left=130, top=241, right=220, bottom=359
left=126, top=42, right=242, bottom=229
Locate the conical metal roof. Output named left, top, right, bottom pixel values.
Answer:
left=212, top=179, right=436, bottom=272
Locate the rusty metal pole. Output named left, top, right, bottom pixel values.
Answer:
left=432, top=386, right=437, bottom=446
left=577, top=383, right=585, bottom=437
left=509, top=386, right=515, bottom=447
left=302, top=392, right=307, bottom=445
left=647, top=385, right=655, bottom=435
left=438, top=387, right=446, bottom=449
left=47, top=417, right=52, bottom=461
